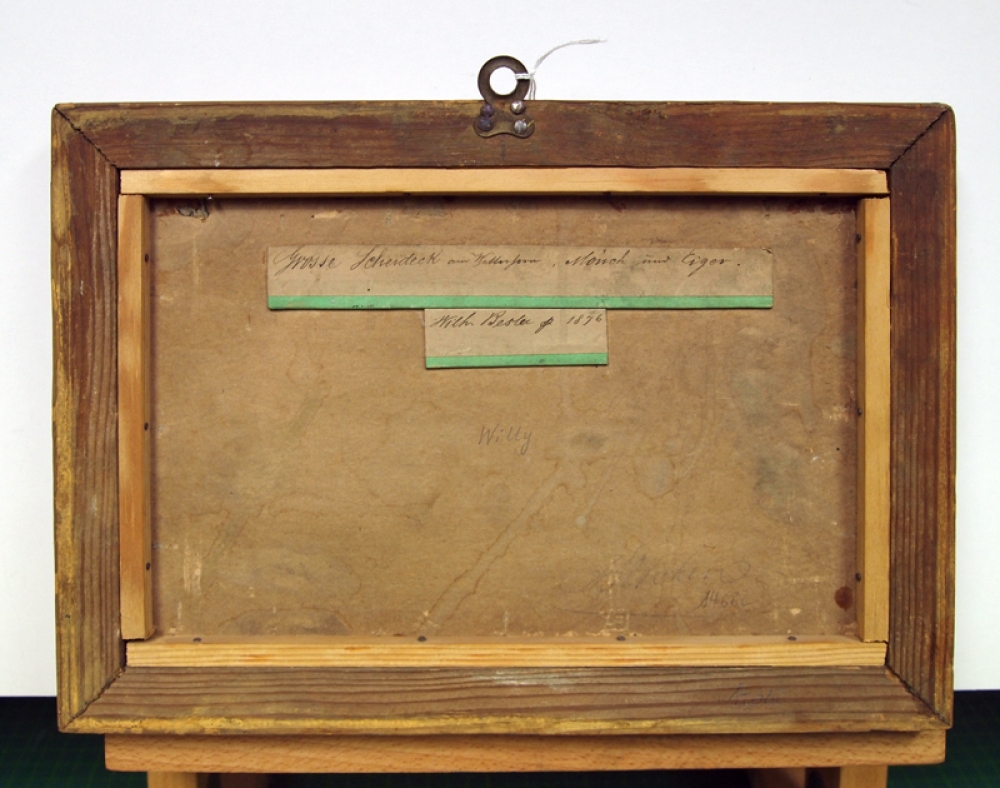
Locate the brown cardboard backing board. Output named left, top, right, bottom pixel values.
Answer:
left=149, top=194, right=857, bottom=640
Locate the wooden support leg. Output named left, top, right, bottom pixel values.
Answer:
left=147, top=774, right=269, bottom=788
left=753, top=765, right=888, bottom=788
left=147, top=773, right=204, bottom=788
left=752, top=767, right=807, bottom=788
left=812, top=765, right=889, bottom=788
left=219, top=775, right=272, bottom=788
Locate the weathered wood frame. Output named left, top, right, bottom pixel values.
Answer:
left=52, top=103, right=954, bottom=756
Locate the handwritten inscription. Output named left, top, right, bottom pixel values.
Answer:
left=694, top=588, right=753, bottom=612
left=480, top=424, right=532, bottom=456
left=682, top=251, right=729, bottom=277
left=584, top=549, right=753, bottom=594
left=424, top=309, right=608, bottom=367
left=272, top=247, right=341, bottom=276
left=565, top=312, right=603, bottom=327
left=727, top=684, right=778, bottom=706
left=429, top=310, right=603, bottom=335
left=268, top=245, right=773, bottom=306
left=351, top=247, right=442, bottom=270
left=272, top=246, right=731, bottom=276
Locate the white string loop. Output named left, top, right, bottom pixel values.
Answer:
left=513, top=38, right=606, bottom=100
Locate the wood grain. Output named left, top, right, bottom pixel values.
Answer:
left=816, top=765, right=889, bottom=788
left=849, top=766, right=890, bottom=788
left=106, top=731, right=943, bottom=773
left=51, top=108, right=123, bottom=728
left=856, top=199, right=891, bottom=642
left=74, top=666, right=941, bottom=735
left=57, top=102, right=946, bottom=170
left=886, top=110, right=956, bottom=723
left=120, top=168, right=887, bottom=196
left=118, top=195, right=153, bottom=640
left=51, top=101, right=954, bottom=740
left=126, top=635, right=886, bottom=669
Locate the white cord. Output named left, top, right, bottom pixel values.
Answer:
left=514, top=39, right=607, bottom=100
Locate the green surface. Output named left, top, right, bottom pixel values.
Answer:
left=268, top=295, right=774, bottom=310
left=426, top=353, right=608, bottom=369
left=0, top=698, right=142, bottom=787
left=890, top=691, right=1000, bottom=787
left=1, top=693, right=997, bottom=786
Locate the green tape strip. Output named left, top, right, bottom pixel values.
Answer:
left=426, top=353, right=609, bottom=369
left=269, top=295, right=773, bottom=310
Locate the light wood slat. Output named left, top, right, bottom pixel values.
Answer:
left=816, top=765, right=890, bottom=788
left=127, top=635, right=885, bottom=669
left=118, top=195, right=153, bottom=640
left=856, top=199, right=891, bottom=643
left=120, top=168, right=887, bottom=197
left=106, top=731, right=943, bottom=773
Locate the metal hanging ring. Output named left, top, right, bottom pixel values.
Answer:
left=477, top=56, right=530, bottom=104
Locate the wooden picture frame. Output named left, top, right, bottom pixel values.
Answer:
left=52, top=102, right=954, bottom=773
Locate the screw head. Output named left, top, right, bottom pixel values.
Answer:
left=476, top=116, right=495, bottom=132
left=480, top=103, right=495, bottom=117
left=513, top=119, right=529, bottom=135
left=510, top=99, right=525, bottom=115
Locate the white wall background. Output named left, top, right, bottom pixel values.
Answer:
left=1, top=0, right=997, bottom=695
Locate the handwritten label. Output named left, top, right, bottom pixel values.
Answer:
left=425, top=309, right=608, bottom=368
left=267, top=245, right=773, bottom=309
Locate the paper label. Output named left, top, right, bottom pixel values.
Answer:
left=424, top=309, right=608, bottom=369
left=267, top=245, right=773, bottom=309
